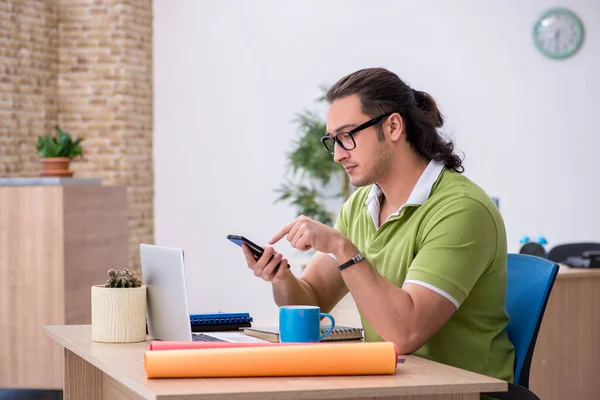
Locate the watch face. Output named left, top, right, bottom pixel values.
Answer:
left=533, top=8, right=584, bottom=59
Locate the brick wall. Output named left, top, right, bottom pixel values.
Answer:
left=0, top=1, right=59, bottom=177
left=0, top=0, right=153, bottom=273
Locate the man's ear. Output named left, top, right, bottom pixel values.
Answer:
left=388, top=113, right=404, bottom=142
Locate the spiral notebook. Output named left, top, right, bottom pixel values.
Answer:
left=243, top=325, right=363, bottom=342
left=190, top=312, right=253, bottom=325
left=189, top=312, right=253, bottom=332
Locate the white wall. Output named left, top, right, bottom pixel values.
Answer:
left=153, top=0, right=600, bottom=325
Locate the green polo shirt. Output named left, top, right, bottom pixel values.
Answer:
left=334, top=165, right=515, bottom=383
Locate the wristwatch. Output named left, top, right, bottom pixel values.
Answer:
left=338, top=252, right=365, bottom=271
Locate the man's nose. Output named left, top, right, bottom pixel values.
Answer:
left=333, top=142, right=349, bottom=163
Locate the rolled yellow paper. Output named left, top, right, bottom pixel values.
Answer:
left=144, top=341, right=398, bottom=378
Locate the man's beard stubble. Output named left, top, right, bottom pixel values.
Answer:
left=351, top=141, right=394, bottom=188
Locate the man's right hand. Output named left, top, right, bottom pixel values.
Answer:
left=242, top=244, right=289, bottom=283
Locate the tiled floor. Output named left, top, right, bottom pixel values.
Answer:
left=0, top=390, right=62, bottom=400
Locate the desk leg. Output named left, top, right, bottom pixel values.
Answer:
left=64, top=349, right=102, bottom=400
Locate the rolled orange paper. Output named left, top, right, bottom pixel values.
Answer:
left=144, top=342, right=398, bottom=378
left=149, top=341, right=303, bottom=351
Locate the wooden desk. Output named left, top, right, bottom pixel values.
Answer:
left=44, top=325, right=506, bottom=399
left=529, top=265, right=600, bottom=400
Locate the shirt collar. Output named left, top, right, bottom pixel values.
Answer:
left=365, top=160, right=445, bottom=228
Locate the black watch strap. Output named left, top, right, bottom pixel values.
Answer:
left=338, top=252, right=365, bottom=271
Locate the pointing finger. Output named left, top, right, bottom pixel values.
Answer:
left=269, top=219, right=297, bottom=244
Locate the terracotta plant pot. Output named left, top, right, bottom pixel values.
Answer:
left=39, top=157, right=73, bottom=177
left=91, top=285, right=147, bottom=343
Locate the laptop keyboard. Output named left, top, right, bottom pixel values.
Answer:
left=192, top=333, right=227, bottom=342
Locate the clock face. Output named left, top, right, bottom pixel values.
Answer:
left=533, top=8, right=584, bottom=59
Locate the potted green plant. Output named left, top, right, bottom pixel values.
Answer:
left=36, top=125, right=84, bottom=177
left=91, top=268, right=147, bottom=343
left=274, top=88, right=352, bottom=226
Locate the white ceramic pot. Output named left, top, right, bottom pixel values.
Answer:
left=91, top=285, right=147, bottom=343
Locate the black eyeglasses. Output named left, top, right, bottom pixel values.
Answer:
left=320, top=112, right=394, bottom=155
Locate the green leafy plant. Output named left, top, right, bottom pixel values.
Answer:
left=104, top=268, right=142, bottom=288
left=36, top=125, right=84, bottom=158
left=274, top=88, right=352, bottom=226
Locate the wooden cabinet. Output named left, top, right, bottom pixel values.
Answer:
left=0, top=183, right=128, bottom=389
left=529, top=267, right=600, bottom=400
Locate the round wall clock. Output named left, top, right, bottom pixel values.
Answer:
left=533, top=8, right=584, bottom=59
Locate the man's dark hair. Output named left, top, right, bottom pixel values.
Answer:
left=325, top=67, right=464, bottom=173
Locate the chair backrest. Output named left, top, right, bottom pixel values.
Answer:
left=505, top=253, right=558, bottom=388
left=547, top=242, right=600, bottom=263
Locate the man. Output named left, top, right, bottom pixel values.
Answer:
left=242, top=67, right=515, bottom=382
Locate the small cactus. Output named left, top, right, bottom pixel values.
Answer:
left=105, top=268, right=142, bottom=288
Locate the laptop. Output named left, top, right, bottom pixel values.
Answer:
left=139, top=243, right=267, bottom=343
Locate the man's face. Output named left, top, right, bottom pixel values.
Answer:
left=326, top=95, right=393, bottom=187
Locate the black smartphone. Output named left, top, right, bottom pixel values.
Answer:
left=226, top=234, right=290, bottom=270
left=227, top=234, right=265, bottom=259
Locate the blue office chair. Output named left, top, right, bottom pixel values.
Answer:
left=484, top=253, right=559, bottom=400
